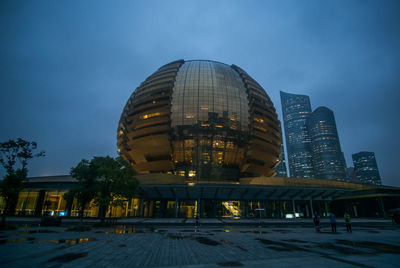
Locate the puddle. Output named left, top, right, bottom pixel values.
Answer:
left=221, top=239, right=248, bottom=251
left=267, top=246, right=292, bottom=252
left=45, top=252, right=88, bottom=263
left=272, top=229, right=292, bottom=234
left=112, top=227, right=145, bottom=234
left=192, top=236, right=221, bottom=246
left=317, top=243, right=372, bottom=255
left=0, top=237, right=96, bottom=246
left=19, top=229, right=58, bottom=234
left=168, top=234, right=190, bottom=240
left=256, top=238, right=311, bottom=253
left=41, top=237, right=96, bottom=246
left=283, top=239, right=309, bottom=243
left=221, top=239, right=233, bottom=245
left=0, top=237, right=35, bottom=245
left=336, top=240, right=400, bottom=254
left=236, top=245, right=248, bottom=252
left=239, top=230, right=268, bottom=234
left=217, top=261, right=243, bottom=266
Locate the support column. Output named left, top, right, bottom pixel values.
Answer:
left=34, top=190, right=46, bottom=216
left=310, top=199, right=314, bottom=217
left=245, top=201, right=249, bottom=218
left=139, top=199, right=144, bottom=217
left=174, top=198, right=179, bottom=218
left=212, top=201, right=217, bottom=218
left=378, top=197, right=386, bottom=218
left=292, top=199, right=296, bottom=218
left=197, top=198, right=201, bottom=218
left=325, top=202, right=329, bottom=216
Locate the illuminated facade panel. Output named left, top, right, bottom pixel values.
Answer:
left=352, top=151, right=382, bottom=185
left=307, top=106, right=346, bottom=180
left=118, top=60, right=282, bottom=181
left=280, top=91, right=314, bottom=178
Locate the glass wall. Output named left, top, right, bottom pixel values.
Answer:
left=171, top=61, right=250, bottom=180
left=15, top=191, right=40, bottom=216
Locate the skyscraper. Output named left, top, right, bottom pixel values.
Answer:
left=307, top=106, right=346, bottom=180
left=274, top=144, right=288, bottom=177
left=352, top=152, right=382, bottom=185
left=280, top=91, right=314, bottom=178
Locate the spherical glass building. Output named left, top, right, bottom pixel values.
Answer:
left=117, top=60, right=281, bottom=181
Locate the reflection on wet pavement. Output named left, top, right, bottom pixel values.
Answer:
left=19, top=229, right=58, bottom=234
left=217, top=261, right=243, bottom=266
left=45, top=252, right=88, bottom=263
left=0, top=237, right=96, bottom=246
left=336, top=240, right=400, bottom=254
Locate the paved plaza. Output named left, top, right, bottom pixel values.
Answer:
left=1, top=218, right=400, bottom=267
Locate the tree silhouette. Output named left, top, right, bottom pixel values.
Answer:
left=0, top=138, right=44, bottom=227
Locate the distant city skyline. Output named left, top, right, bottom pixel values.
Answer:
left=1, top=1, right=399, bottom=186
left=279, top=91, right=382, bottom=184
left=352, top=152, right=382, bottom=185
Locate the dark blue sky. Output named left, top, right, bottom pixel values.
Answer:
left=1, top=1, right=399, bottom=186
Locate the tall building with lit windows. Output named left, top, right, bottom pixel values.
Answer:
left=274, top=144, right=288, bottom=177
left=352, top=152, right=382, bottom=185
left=280, top=91, right=314, bottom=178
left=307, top=106, right=346, bottom=180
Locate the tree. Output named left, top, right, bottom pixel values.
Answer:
left=66, top=159, right=97, bottom=223
left=91, top=156, right=138, bottom=223
left=0, top=139, right=45, bottom=227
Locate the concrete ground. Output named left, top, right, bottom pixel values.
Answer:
left=1, top=218, right=399, bottom=267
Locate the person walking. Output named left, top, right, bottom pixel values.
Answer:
left=344, top=212, right=352, bottom=233
left=313, top=211, right=320, bottom=232
left=329, top=212, right=337, bottom=233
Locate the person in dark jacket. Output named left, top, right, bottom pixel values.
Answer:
left=344, top=212, right=352, bottom=233
left=313, top=211, right=320, bottom=232
left=329, top=212, right=337, bottom=233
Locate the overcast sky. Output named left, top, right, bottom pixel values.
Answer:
left=1, top=0, right=399, bottom=186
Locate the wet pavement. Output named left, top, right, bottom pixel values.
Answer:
left=0, top=221, right=399, bottom=267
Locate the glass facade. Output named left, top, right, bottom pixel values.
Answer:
left=1, top=174, right=387, bottom=219
left=307, top=106, right=346, bottom=180
left=274, top=144, right=288, bottom=177
left=280, top=91, right=314, bottom=178
left=118, top=60, right=281, bottom=180
left=352, top=152, right=382, bottom=185
left=171, top=61, right=250, bottom=180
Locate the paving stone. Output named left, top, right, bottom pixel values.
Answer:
left=1, top=221, right=399, bottom=267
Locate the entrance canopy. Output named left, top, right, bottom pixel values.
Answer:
left=136, top=175, right=379, bottom=201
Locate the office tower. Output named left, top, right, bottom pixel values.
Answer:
left=274, top=144, right=288, bottom=177
left=346, top=167, right=356, bottom=181
left=352, top=152, right=382, bottom=185
left=280, top=91, right=314, bottom=178
left=307, top=106, right=346, bottom=180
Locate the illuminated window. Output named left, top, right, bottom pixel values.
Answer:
left=254, top=117, right=264, bottom=123
left=142, top=112, right=160, bottom=120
